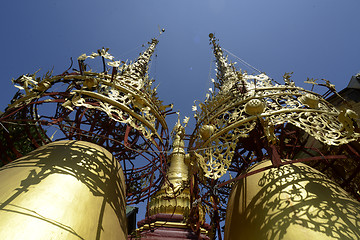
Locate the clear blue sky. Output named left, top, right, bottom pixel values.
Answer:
left=1, top=0, right=360, bottom=222
left=1, top=0, right=360, bottom=121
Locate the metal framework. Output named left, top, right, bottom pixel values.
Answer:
left=0, top=38, right=173, bottom=204
left=186, top=34, right=360, bottom=239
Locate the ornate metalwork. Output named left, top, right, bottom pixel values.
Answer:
left=184, top=34, right=360, bottom=239
left=0, top=38, right=172, bottom=204
left=189, top=34, right=359, bottom=180
left=9, top=40, right=167, bottom=143
left=147, top=121, right=191, bottom=217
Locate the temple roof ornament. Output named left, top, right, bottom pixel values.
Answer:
left=8, top=39, right=170, bottom=144
left=1, top=36, right=172, bottom=204
left=147, top=119, right=191, bottom=217
left=189, top=33, right=360, bottom=180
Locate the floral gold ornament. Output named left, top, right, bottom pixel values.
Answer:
left=1, top=36, right=172, bottom=204
left=298, top=93, right=319, bottom=109
left=189, top=34, right=360, bottom=180
left=244, top=99, right=266, bottom=115
left=8, top=39, right=169, bottom=143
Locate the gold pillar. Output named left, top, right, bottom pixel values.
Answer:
left=225, top=160, right=360, bottom=240
left=0, top=140, right=127, bottom=239
left=136, top=124, right=209, bottom=238
left=147, top=123, right=191, bottom=217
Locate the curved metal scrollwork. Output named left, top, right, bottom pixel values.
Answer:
left=0, top=39, right=172, bottom=204
left=189, top=35, right=359, bottom=180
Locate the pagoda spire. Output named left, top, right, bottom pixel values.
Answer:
left=209, top=33, right=243, bottom=93
left=135, top=121, right=210, bottom=239
left=134, top=38, right=158, bottom=77
left=126, top=27, right=165, bottom=82
left=121, top=38, right=159, bottom=82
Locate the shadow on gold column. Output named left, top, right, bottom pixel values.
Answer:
left=225, top=161, right=360, bottom=240
left=0, top=140, right=127, bottom=239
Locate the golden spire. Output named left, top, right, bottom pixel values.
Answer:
left=136, top=119, right=209, bottom=237
left=147, top=121, right=191, bottom=216
left=209, top=33, right=243, bottom=93
left=132, top=38, right=158, bottom=78
left=190, top=34, right=360, bottom=180
left=119, top=38, right=159, bottom=89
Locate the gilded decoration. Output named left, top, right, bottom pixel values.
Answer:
left=225, top=161, right=360, bottom=240
left=148, top=120, right=191, bottom=217
left=8, top=39, right=170, bottom=144
left=2, top=37, right=171, bottom=204
left=189, top=34, right=360, bottom=180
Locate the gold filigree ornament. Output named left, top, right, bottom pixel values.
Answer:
left=148, top=119, right=191, bottom=217
left=189, top=35, right=360, bottom=180
left=8, top=40, right=171, bottom=144
left=244, top=99, right=266, bottom=115
left=298, top=93, right=319, bottom=109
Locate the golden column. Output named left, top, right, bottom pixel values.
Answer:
left=147, top=122, right=191, bottom=217
left=225, top=160, right=360, bottom=240
left=0, top=140, right=127, bottom=239
left=136, top=122, right=209, bottom=239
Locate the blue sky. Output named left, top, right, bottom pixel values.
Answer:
left=1, top=0, right=360, bottom=223
left=1, top=0, right=360, bottom=122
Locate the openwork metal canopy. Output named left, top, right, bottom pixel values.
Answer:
left=0, top=38, right=172, bottom=204
left=185, top=34, right=360, bottom=239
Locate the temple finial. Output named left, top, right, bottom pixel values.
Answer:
left=209, top=33, right=241, bottom=93
left=129, top=38, right=159, bottom=79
